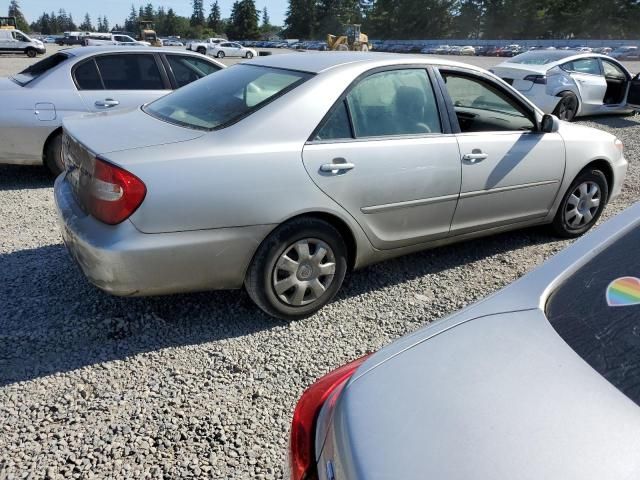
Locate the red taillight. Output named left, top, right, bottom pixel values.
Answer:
left=87, top=158, right=146, bottom=225
left=289, top=354, right=370, bottom=480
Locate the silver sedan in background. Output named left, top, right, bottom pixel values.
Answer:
left=0, top=46, right=223, bottom=175
left=291, top=202, right=640, bottom=480
left=55, top=53, right=627, bottom=320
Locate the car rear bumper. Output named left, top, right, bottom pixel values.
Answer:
left=54, top=174, right=274, bottom=296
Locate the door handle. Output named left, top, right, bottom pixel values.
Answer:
left=462, top=152, right=488, bottom=163
left=95, top=99, right=120, bottom=108
left=320, top=160, right=355, bottom=173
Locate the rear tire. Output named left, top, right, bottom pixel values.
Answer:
left=26, top=48, right=37, bottom=58
left=197, top=47, right=206, bottom=55
left=217, top=51, right=225, bottom=58
left=553, top=91, right=579, bottom=122
left=44, top=132, right=64, bottom=177
left=551, top=168, right=608, bottom=238
left=245, top=218, right=348, bottom=320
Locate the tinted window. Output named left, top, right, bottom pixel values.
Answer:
left=602, top=60, right=626, bottom=79
left=11, top=53, right=70, bottom=86
left=166, top=55, right=221, bottom=88
left=12, top=31, right=28, bottom=42
left=95, top=54, right=164, bottom=90
left=314, top=101, right=352, bottom=141
left=346, top=69, right=441, bottom=137
left=74, top=60, right=103, bottom=90
left=546, top=226, right=640, bottom=406
left=441, top=73, right=534, bottom=132
left=563, top=58, right=601, bottom=75
left=144, top=64, right=311, bottom=130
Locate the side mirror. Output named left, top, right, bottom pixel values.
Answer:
left=541, top=114, right=560, bottom=133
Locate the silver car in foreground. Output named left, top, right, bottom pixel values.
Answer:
left=289, top=202, right=640, bottom=480
left=55, top=53, right=627, bottom=319
left=0, top=46, right=223, bottom=174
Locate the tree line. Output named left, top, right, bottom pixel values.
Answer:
left=284, top=0, right=640, bottom=40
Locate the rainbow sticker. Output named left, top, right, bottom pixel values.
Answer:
left=606, top=277, right=640, bottom=307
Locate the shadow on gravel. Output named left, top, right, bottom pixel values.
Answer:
left=581, top=113, right=639, bottom=129
left=0, top=226, right=559, bottom=386
left=0, top=164, right=52, bottom=191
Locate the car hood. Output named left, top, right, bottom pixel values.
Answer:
left=62, top=107, right=205, bottom=155
left=328, top=308, right=640, bottom=480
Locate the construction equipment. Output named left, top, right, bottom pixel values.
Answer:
left=138, top=20, right=162, bottom=46
left=0, top=16, right=16, bottom=30
left=327, top=24, right=371, bottom=52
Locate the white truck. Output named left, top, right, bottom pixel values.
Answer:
left=186, top=37, right=226, bottom=55
left=85, top=33, right=150, bottom=47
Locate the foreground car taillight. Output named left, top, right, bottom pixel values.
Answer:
left=524, top=74, right=547, bottom=84
left=289, top=354, right=370, bottom=480
left=87, top=158, right=146, bottom=225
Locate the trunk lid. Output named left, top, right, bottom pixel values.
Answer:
left=492, top=63, right=548, bottom=92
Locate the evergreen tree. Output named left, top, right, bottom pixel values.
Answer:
left=284, top=0, right=316, bottom=38
left=261, top=7, right=270, bottom=27
left=164, top=8, right=179, bottom=35
left=125, top=5, right=138, bottom=32
left=8, top=0, right=29, bottom=31
left=79, top=13, right=93, bottom=31
left=227, top=0, right=260, bottom=39
left=208, top=1, right=224, bottom=32
left=144, top=3, right=155, bottom=20
left=191, top=0, right=206, bottom=26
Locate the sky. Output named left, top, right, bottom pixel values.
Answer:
left=3, top=0, right=288, bottom=27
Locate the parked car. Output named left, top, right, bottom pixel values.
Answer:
left=289, top=201, right=640, bottom=480
left=186, top=37, right=226, bottom=54
left=610, top=46, right=640, bottom=61
left=163, top=39, right=184, bottom=47
left=474, top=45, right=495, bottom=56
left=459, top=45, right=476, bottom=56
left=55, top=53, right=628, bottom=319
left=593, top=47, right=613, bottom=55
left=209, top=41, right=257, bottom=59
left=85, top=33, right=150, bottom=47
left=0, top=47, right=223, bottom=175
left=492, top=51, right=640, bottom=121
left=0, top=29, right=45, bottom=57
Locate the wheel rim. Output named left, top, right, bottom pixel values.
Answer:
left=272, top=238, right=336, bottom=307
left=564, top=181, right=601, bottom=229
left=557, top=96, right=577, bottom=120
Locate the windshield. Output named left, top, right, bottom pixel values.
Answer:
left=508, top=50, right=574, bottom=65
left=144, top=64, right=312, bottom=130
left=11, top=53, right=70, bottom=86
left=546, top=225, right=640, bottom=406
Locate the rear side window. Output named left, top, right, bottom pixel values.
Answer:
left=74, top=60, right=103, bottom=90
left=95, top=54, right=165, bottom=90
left=562, top=58, right=601, bottom=75
left=314, top=101, right=352, bottom=141
left=602, top=60, right=626, bottom=79
left=166, top=55, right=221, bottom=88
left=11, top=53, right=70, bottom=86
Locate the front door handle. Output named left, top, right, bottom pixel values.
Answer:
left=320, top=160, right=355, bottom=173
left=462, top=152, right=488, bottom=163
left=95, top=99, right=120, bottom=108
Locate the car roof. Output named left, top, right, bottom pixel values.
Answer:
left=248, top=51, right=482, bottom=74
left=61, top=46, right=199, bottom=58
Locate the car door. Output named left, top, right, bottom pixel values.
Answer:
left=561, top=57, right=607, bottom=114
left=302, top=67, right=462, bottom=250
left=11, top=30, right=28, bottom=52
left=75, top=53, right=171, bottom=112
left=437, top=68, right=565, bottom=235
left=220, top=42, right=233, bottom=56
left=230, top=43, right=243, bottom=57
left=626, top=73, right=640, bottom=110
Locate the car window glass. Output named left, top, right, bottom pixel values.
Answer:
left=564, top=58, right=600, bottom=75
left=74, top=60, right=103, bottom=90
left=95, top=54, right=164, bottom=90
left=11, top=52, right=70, bottom=85
left=12, top=32, right=27, bottom=41
left=346, top=69, right=442, bottom=137
left=441, top=72, right=534, bottom=132
left=167, top=55, right=221, bottom=88
left=602, top=60, right=626, bottom=79
left=314, top=101, right=352, bottom=141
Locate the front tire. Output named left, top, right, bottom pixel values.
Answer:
left=26, top=48, right=37, bottom=58
left=44, top=132, right=64, bottom=177
left=217, top=51, right=225, bottom=58
left=553, top=91, right=579, bottom=121
left=245, top=218, right=348, bottom=320
left=551, top=168, right=608, bottom=238
left=245, top=51, right=253, bottom=59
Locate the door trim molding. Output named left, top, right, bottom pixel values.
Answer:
left=361, top=193, right=459, bottom=214
left=459, top=179, right=559, bottom=199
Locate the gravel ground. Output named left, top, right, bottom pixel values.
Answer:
left=0, top=48, right=639, bottom=479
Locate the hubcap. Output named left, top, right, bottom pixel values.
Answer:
left=272, top=239, right=336, bottom=307
left=564, top=181, right=601, bottom=229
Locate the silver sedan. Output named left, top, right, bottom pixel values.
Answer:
left=55, top=53, right=628, bottom=319
left=0, top=46, right=223, bottom=175
left=291, top=202, right=640, bottom=480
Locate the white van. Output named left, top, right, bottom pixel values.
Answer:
left=0, top=29, right=46, bottom=57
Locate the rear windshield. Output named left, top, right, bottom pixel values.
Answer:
left=508, top=51, right=574, bottom=65
left=12, top=53, right=70, bottom=86
left=546, top=226, right=640, bottom=406
left=143, top=64, right=312, bottom=130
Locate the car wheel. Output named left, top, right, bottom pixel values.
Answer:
left=553, top=91, right=579, bottom=121
left=245, top=217, right=348, bottom=320
left=44, top=132, right=65, bottom=177
left=197, top=47, right=206, bottom=55
left=217, top=51, right=225, bottom=58
left=245, top=51, right=253, bottom=59
left=551, top=168, right=608, bottom=238
left=26, top=48, right=37, bottom=58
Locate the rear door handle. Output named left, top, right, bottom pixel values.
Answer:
left=95, top=99, right=120, bottom=108
left=320, top=161, right=355, bottom=173
left=462, top=152, right=488, bottom=163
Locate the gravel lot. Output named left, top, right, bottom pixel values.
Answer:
left=1, top=46, right=639, bottom=479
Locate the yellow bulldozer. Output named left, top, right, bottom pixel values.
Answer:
left=138, top=20, right=162, bottom=47
left=327, top=24, right=372, bottom=52
left=0, top=16, right=17, bottom=30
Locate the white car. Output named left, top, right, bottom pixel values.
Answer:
left=210, top=41, right=257, bottom=59
left=0, top=47, right=223, bottom=175
left=459, top=45, right=475, bottom=56
left=85, top=34, right=150, bottom=47
left=492, top=51, right=640, bottom=121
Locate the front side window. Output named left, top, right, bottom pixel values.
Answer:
left=12, top=31, right=28, bottom=42
left=95, top=54, right=164, bottom=90
left=441, top=72, right=535, bottom=132
left=563, top=58, right=601, bottom=75
left=345, top=69, right=442, bottom=137
left=602, top=60, right=627, bottom=79
left=166, top=55, right=221, bottom=88
left=144, top=64, right=312, bottom=130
